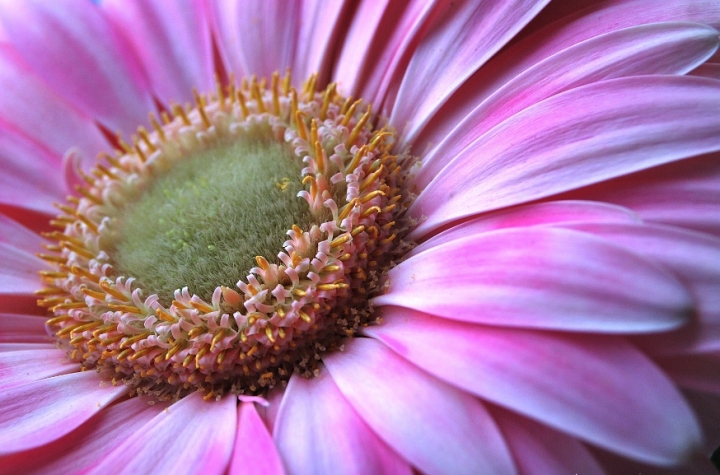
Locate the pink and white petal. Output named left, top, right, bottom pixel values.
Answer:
left=88, top=392, right=237, bottom=475
left=561, top=223, right=720, bottom=355
left=333, top=0, right=436, bottom=108
left=410, top=200, right=639, bottom=258
left=0, top=0, right=155, bottom=133
left=0, top=370, right=127, bottom=454
left=210, top=0, right=300, bottom=81
left=0, top=214, right=47, bottom=252
left=390, top=0, right=550, bottom=145
left=657, top=353, right=720, bottom=395
left=410, top=76, right=720, bottom=238
left=229, top=400, right=285, bottom=475
left=377, top=227, right=691, bottom=333
left=417, top=0, right=720, bottom=154
left=0, top=243, right=47, bottom=297
left=0, top=45, right=109, bottom=167
left=570, top=152, right=720, bottom=238
left=416, top=22, right=720, bottom=186
left=274, top=369, right=412, bottom=475
left=0, top=126, right=65, bottom=215
left=293, top=0, right=350, bottom=83
left=365, top=309, right=702, bottom=466
left=324, top=338, right=517, bottom=475
left=0, top=348, right=77, bottom=390
left=102, top=0, right=214, bottom=105
left=0, top=314, right=50, bottom=343
left=492, top=407, right=605, bottom=475
left=0, top=343, right=55, bottom=352
left=0, top=396, right=169, bottom=475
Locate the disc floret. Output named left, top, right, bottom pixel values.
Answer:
left=38, top=72, right=411, bottom=400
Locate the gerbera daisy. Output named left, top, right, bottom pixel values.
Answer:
left=0, top=0, right=719, bottom=474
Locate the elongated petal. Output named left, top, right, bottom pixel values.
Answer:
left=410, top=200, right=639, bottom=257
left=391, top=0, right=549, bottom=144
left=274, top=369, right=412, bottom=475
left=0, top=0, right=154, bottom=133
left=0, top=349, right=77, bottom=389
left=366, top=309, right=702, bottom=465
left=562, top=223, right=720, bottom=355
left=333, top=0, right=436, bottom=109
left=0, top=45, right=108, bottom=166
left=0, top=126, right=65, bottom=214
left=324, top=338, right=517, bottom=475
left=0, top=314, right=49, bottom=343
left=410, top=76, right=720, bottom=237
left=210, top=0, right=300, bottom=80
left=0, top=397, right=168, bottom=475
left=88, top=392, right=237, bottom=475
left=492, top=407, right=605, bottom=475
left=377, top=227, right=691, bottom=333
left=572, top=152, right=720, bottom=238
left=293, top=0, right=349, bottom=82
left=0, top=370, right=127, bottom=454
left=0, top=214, right=46, bottom=252
left=229, top=401, right=285, bottom=475
left=102, top=0, right=214, bottom=105
left=0, top=243, right=46, bottom=296
left=418, top=0, right=720, bottom=153
left=417, top=22, right=720, bottom=186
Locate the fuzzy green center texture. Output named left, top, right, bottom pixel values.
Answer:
left=113, top=138, right=312, bottom=304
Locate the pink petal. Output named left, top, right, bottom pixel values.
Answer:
left=0, top=45, right=109, bottom=167
left=417, top=0, right=720, bottom=153
left=410, top=76, right=720, bottom=238
left=0, top=243, right=47, bottom=296
left=376, top=227, right=692, bottom=333
left=88, top=392, right=237, bottom=475
left=416, top=22, right=720, bottom=187
left=0, top=126, right=65, bottom=214
left=571, top=152, right=720, bottom=238
left=229, top=401, right=285, bottom=475
left=492, top=407, right=604, bottom=475
left=0, top=370, right=127, bottom=454
left=0, top=214, right=46, bottom=252
left=324, top=338, right=517, bottom=475
left=274, top=369, right=412, bottom=475
left=102, top=0, right=214, bottom=105
left=0, top=348, right=77, bottom=389
left=0, top=396, right=168, bottom=475
left=390, top=0, right=550, bottom=145
left=210, top=0, right=300, bottom=81
left=0, top=314, right=49, bottom=343
left=0, top=343, right=55, bottom=352
left=0, top=0, right=155, bottom=133
left=333, top=0, right=436, bottom=110
left=365, top=309, right=703, bottom=466
left=561, top=223, right=720, bottom=355
left=293, top=0, right=349, bottom=82
left=410, top=200, right=639, bottom=258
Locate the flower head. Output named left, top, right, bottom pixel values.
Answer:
left=0, top=1, right=719, bottom=474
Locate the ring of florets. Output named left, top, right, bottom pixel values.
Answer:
left=37, top=72, right=412, bottom=400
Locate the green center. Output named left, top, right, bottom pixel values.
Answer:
left=113, top=134, right=313, bottom=305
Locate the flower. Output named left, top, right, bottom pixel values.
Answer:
left=0, top=0, right=719, bottom=474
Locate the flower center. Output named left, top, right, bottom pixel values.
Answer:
left=113, top=135, right=313, bottom=305
left=37, top=73, right=412, bottom=400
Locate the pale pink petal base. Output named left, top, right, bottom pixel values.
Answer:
left=229, top=400, right=285, bottom=475
left=87, top=392, right=237, bottom=475
left=0, top=371, right=127, bottom=454
left=274, top=368, right=411, bottom=475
